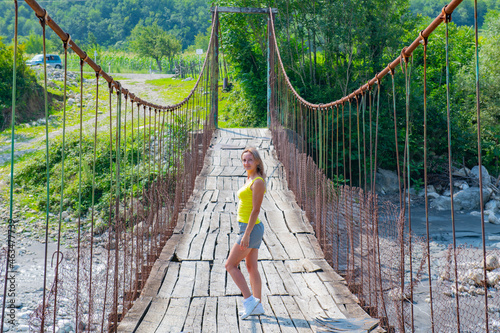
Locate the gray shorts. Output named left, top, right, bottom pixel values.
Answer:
left=236, top=222, right=264, bottom=249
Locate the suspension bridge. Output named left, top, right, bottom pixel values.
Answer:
left=1, top=0, right=499, bottom=332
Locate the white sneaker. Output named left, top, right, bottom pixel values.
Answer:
left=239, top=302, right=265, bottom=316
left=240, top=296, right=260, bottom=320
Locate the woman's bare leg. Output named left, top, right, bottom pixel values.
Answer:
left=245, top=248, right=261, bottom=300
left=225, top=243, right=252, bottom=298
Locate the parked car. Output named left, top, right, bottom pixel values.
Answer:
left=27, top=54, right=63, bottom=69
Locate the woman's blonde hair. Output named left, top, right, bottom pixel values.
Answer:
left=241, top=147, right=266, bottom=179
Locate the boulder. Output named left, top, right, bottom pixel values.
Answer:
left=485, top=199, right=500, bottom=213
left=483, top=255, right=500, bottom=271
left=454, top=180, right=469, bottom=191
left=488, top=213, right=500, bottom=225
left=453, top=187, right=492, bottom=211
left=471, top=165, right=491, bottom=186
left=427, top=192, right=441, bottom=199
left=453, top=167, right=471, bottom=177
left=430, top=196, right=452, bottom=211
left=375, top=169, right=400, bottom=194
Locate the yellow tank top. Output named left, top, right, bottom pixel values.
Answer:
left=237, top=177, right=265, bottom=224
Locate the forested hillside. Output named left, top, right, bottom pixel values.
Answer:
left=0, top=0, right=211, bottom=49
left=410, top=0, right=500, bottom=26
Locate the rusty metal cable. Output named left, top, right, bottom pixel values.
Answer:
left=474, top=0, right=489, bottom=330
left=444, top=10, right=461, bottom=330
left=390, top=69, right=403, bottom=211
left=40, top=12, right=50, bottom=330
left=87, top=70, right=100, bottom=332
left=421, top=32, right=435, bottom=333
left=51, top=31, right=70, bottom=333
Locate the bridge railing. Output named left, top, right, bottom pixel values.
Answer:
left=268, top=0, right=497, bottom=332
left=1, top=1, right=218, bottom=332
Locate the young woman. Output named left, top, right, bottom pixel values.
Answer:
left=225, top=147, right=266, bottom=319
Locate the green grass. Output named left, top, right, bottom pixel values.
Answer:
left=146, top=77, right=197, bottom=105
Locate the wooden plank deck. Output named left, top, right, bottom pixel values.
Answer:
left=118, top=128, right=374, bottom=333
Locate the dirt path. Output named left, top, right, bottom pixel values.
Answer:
left=0, top=73, right=175, bottom=166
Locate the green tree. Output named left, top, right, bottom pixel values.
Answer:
left=129, top=22, right=181, bottom=72
left=20, top=31, right=43, bottom=54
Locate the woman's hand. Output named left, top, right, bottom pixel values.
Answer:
left=240, top=233, right=250, bottom=249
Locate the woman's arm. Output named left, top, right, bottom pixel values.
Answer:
left=240, top=179, right=265, bottom=248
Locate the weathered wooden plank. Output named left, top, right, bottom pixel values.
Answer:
left=206, top=176, right=217, bottom=190
left=157, top=262, right=180, bottom=299
left=155, top=297, right=191, bottom=332
left=268, top=295, right=298, bottom=333
left=211, top=189, right=220, bottom=202
left=212, top=165, right=224, bottom=176
left=276, top=233, right=304, bottom=260
left=210, top=260, right=226, bottom=297
left=209, top=212, right=220, bottom=233
left=201, top=190, right=214, bottom=204
left=213, top=201, right=226, bottom=213
left=214, top=233, right=229, bottom=260
left=261, top=196, right=278, bottom=212
left=183, top=297, right=206, bottom=333
left=217, top=176, right=225, bottom=190
left=265, top=210, right=290, bottom=234
left=287, top=272, right=315, bottom=298
left=261, top=261, right=287, bottom=295
left=219, top=212, right=232, bottom=235
left=193, top=261, right=210, bottom=297
left=295, top=234, right=323, bottom=260
left=263, top=231, right=289, bottom=260
left=232, top=177, right=240, bottom=191
left=322, top=280, right=357, bottom=306
left=258, top=296, right=281, bottom=333
left=220, top=166, right=238, bottom=176
left=258, top=237, right=273, bottom=261
left=293, top=295, right=326, bottom=330
left=188, top=232, right=207, bottom=260
left=283, top=209, right=311, bottom=234
left=230, top=212, right=240, bottom=233
left=141, top=233, right=182, bottom=298
left=135, top=298, right=168, bottom=333
left=217, top=296, right=239, bottom=332
left=315, top=294, right=347, bottom=319
left=173, top=212, right=187, bottom=234
left=304, top=234, right=324, bottom=258
left=199, top=211, right=212, bottom=233
left=171, top=261, right=196, bottom=298
left=189, top=213, right=205, bottom=234
left=218, top=189, right=233, bottom=200
left=257, top=261, right=272, bottom=297
left=274, top=261, right=301, bottom=296
left=202, top=297, right=218, bottom=332
left=175, top=232, right=196, bottom=261
left=201, top=232, right=217, bottom=261
left=117, top=296, right=152, bottom=332
left=343, top=303, right=372, bottom=319
left=301, top=272, right=329, bottom=297
left=281, top=296, right=313, bottom=332
left=182, top=212, right=196, bottom=234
